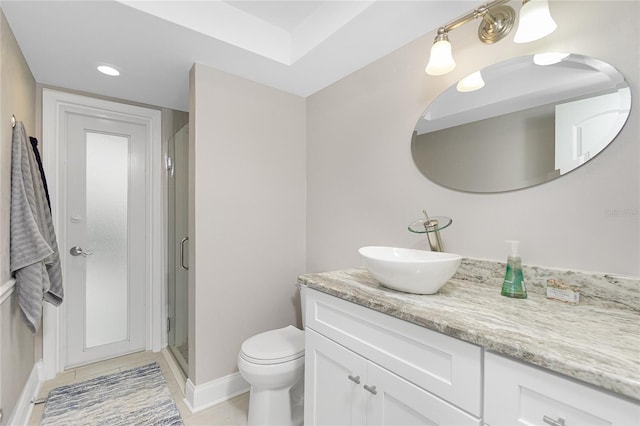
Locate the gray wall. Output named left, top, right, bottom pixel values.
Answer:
left=306, top=1, right=639, bottom=276
left=189, top=64, right=306, bottom=384
left=0, top=10, right=37, bottom=425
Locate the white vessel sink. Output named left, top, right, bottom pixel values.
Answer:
left=358, top=246, right=462, bottom=295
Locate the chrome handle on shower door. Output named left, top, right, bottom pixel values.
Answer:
left=180, top=237, right=189, bottom=270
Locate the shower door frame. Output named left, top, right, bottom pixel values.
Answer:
left=41, top=89, right=164, bottom=378
left=167, top=123, right=189, bottom=374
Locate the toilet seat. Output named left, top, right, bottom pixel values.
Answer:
left=240, top=325, right=304, bottom=365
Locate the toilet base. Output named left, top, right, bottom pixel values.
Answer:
left=237, top=326, right=306, bottom=426
left=247, top=380, right=303, bottom=426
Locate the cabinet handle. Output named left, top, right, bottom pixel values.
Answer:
left=348, top=375, right=361, bottom=384
left=543, top=416, right=566, bottom=426
left=363, top=384, right=377, bottom=395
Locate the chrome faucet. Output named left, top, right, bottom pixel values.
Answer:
left=422, top=210, right=444, bottom=252
left=408, top=210, right=453, bottom=252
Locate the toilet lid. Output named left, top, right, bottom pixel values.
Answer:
left=241, top=325, right=305, bottom=364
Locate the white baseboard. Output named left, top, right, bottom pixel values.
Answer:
left=161, top=347, right=186, bottom=394
left=7, top=360, right=43, bottom=426
left=184, top=372, right=249, bottom=413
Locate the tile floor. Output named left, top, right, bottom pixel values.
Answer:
left=28, top=350, right=249, bottom=426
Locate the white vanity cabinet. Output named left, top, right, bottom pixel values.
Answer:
left=303, top=287, right=640, bottom=426
left=305, top=328, right=367, bottom=425
left=306, top=329, right=480, bottom=425
left=484, top=352, right=640, bottom=426
left=304, top=288, right=482, bottom=426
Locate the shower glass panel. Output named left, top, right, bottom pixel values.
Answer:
left=85, top=132, right=129, bottom=347
left=168, top=123, right=189, bottom=374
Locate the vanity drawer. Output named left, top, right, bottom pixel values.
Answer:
left=304, top=288, right=482, bottom=416
left=485, top=352, right=640, bottom=426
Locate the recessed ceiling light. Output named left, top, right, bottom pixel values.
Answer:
left=97, top=65, right=120, bottom=76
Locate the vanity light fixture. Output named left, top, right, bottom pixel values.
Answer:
left=513, top=0, right=557, bottom=43
left=97, top=65, right=120, bottom=76
left=425, top=0, right=557, bottom=76
left=456, top=71, right=485, bottom=92
left=425, top=29, right=456, bottom=76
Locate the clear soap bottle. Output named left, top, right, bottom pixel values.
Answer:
left=501, top=240, right=527, bottom=299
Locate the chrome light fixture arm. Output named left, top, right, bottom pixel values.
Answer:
left=426, top=0, right=556, bottom=76
left=439, top=0, right=514, bottom=44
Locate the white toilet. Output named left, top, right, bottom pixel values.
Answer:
left=238, top=325, right=305, bottom=426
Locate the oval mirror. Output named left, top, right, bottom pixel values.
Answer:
left=412, top=53, right=631, bottom=193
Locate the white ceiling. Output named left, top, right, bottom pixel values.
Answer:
left=1, top=0, right=476, bottom=111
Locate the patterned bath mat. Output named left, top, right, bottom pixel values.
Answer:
left=41, top=362, right=183, bottom=426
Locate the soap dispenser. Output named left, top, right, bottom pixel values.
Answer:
left=501, top=240, right=527, bottom=299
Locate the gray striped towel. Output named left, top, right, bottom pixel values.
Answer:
left=10, top=121, right=63, bottom=333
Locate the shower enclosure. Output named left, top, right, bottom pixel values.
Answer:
left=167, top=123, right=189, bottom=374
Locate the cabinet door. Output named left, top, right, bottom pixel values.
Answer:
left=305, top=329, right=368, bottom=426
left=485, top=352, right=640, bottom=426
left=305, top=287, right=482, bottom=416
left=366, top=363, right=481, bottom=426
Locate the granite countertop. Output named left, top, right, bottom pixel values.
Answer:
left=298, top=259, right=640, bottom=401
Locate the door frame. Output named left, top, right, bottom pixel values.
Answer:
left=41, top=89, right=163, bottom=378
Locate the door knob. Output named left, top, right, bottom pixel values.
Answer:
left=70, top=246, right=93, bottom=256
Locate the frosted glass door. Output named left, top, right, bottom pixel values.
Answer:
left=85, top=132, right=128, bottom=347
left=65, top=113, right=147, bottom=368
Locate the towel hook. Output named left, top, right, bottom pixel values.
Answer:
left=11, top=115, right=16, bottom=128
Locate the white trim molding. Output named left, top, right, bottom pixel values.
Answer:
left=184, top=373, right=249, bottom=413
left=6, top=360, right=43, bottom=426
left=0, top=278, right=16, bottom=305
left=161, top=347, right=186, bottom=393
left=41, top=89, right=164, bottom=378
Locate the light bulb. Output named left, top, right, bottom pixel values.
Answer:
left=425, top=38, right=456, bottom=76
left=457, top=71, right=485, bottom=92
left=514, top=0, right=557, bottom=43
